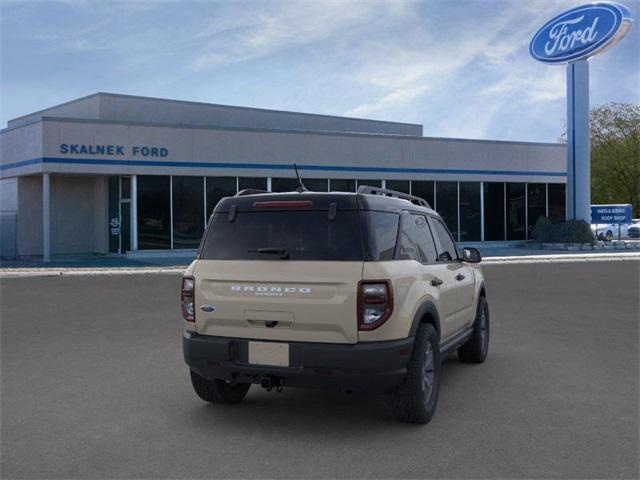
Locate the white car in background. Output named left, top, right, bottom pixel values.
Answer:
left=592, top=219, right=640, bottom=241
left=628, top=220, right=640, bottom=239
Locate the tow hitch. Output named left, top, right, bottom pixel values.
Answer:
left=260, top=376, right=284, bottom=392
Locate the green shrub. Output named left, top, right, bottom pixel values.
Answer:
left=532, top=217, right=594, bottom=244
left=554, top=219, right=594, bottom=243
left=532, top=216, right=553, bottom=242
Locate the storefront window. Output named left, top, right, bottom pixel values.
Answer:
left=172, top=176, right=204, bottom=249
left=120, top=176, right=131, bottom=199
left=304, top=178, right=329, bottom=192
left=239, top=177, right=267, bottom=191
left=527, top=183, right=546, bottom=235
left=137, top=176, right=171, bottom=250
left=273, top=177, right=329, bottom=192
left=271, top=177, right=299, bottom=192
left=459, top=182, right=481, bottom=241
left=506, top=183, right=526, bottom=240
left=386, top=180, right=410, bottom=194
left=356, top=179, right=382, bottom=189
left=411, top=181, right=434, bottom=208
left=548, top=183, right=566, bottom=223
left=435, top=182, right=458, bottom=241
left=483, top=182, right=505, bottom=241
left=206, top=177, right=236, bottom=216
left=329, top=179, right=356, bottom=192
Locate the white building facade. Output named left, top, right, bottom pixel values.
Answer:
left=0, top=93, right=567, bottom=259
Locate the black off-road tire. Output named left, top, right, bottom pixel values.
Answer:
left=458, top=296, right=490, bottom=364
left=190, top=370, right=251, bottom=404
left=387, top=323, right=441, bottom=424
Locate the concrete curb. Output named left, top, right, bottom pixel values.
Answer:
left=1, top=252, right=639, bottom=278
left=482, top=252, right=640, bottom=264
left=0, top=266, right=186, bottom=278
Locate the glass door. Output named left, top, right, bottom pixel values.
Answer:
left=120, top=202, right=131, bottom=253
left=108, top=177, right=120, bottom=253
left=108, top=176, right=133, bottom=254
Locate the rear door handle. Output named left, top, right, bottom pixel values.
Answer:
left=455, top=273, right=465, bottom=281
left=431, top=277, right=443, bottom=287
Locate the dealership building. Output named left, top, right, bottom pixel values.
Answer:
left=0, top=92, right=566, bottom=259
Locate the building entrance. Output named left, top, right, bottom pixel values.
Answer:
left=108, top=176, right=132, bottom=254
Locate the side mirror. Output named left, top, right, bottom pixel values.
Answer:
left=462, top=247, right=482, bottom=263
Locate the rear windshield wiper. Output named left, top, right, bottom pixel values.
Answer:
left=248, top=247, right=290, bottom=259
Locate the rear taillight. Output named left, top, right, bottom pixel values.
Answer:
left=358, top=280, right=393, bottom=330
left=181, top=276, right=195, bottom=322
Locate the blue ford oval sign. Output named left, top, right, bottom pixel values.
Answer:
left=530, top=2, right=633, bottom=64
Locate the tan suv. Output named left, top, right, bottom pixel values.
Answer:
left=182, top=186, right=489, bottom=424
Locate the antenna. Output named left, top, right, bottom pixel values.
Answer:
left=293, top=163, right=308, bottom=193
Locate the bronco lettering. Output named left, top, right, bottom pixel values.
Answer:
left=230, top=285, right=312, bottom=294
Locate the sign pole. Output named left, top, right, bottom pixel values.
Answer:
left=566, top=59, right=590, bottom=222
left=530, top=2, right=633, bottom=224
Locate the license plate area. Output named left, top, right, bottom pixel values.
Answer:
left=248, top=341, right=290, bottom=367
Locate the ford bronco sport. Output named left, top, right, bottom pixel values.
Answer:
left=182, top=185, right=489, bottom=424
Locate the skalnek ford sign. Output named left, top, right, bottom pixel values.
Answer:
left=59, top=144, right=169, bottom=157
left=530, top=2, right=633, bottom=64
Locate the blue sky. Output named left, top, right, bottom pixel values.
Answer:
left=1, top=0, right=638, bottom=142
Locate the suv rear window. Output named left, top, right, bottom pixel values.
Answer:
left=200, top=210, right=363, bottom=261
left=363, top=211, right=400, bottom=261
left=397, top=214, right=438, bottom=263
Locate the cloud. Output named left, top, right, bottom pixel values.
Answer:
left=1, top=0, right=636, bottom=141
left=344, top=85, right=428, bottom=117
left=338, top=0, right=580, bottom=136
left=189, top=1, right=413, bottom=71
left=3, top=1, right=163, bottom=52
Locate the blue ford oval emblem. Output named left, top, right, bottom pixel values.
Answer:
left=200, top=304, right=215, bottom=312
left=530, top=2, right=633, bottom=64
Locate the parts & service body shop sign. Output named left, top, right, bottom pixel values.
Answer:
left=591, top=204, right=632, bottom=224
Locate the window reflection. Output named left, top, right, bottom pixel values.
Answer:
left=483, top=182, right=505, bottom=241
left=459, top=182, right=481, bottom=241
left=137, top=176, right=171, bottom=250
left=271, top=177, right=299, bottom=192
left=507, top=183, right=526, bottom=240
left=548, top=184, right=566, bottom=223
left=527, top=183, right=546, bottom=235
left=356, top=179, right=382, bottom=189
left=172, top=176, right=204, bottom=249
left=303, top=178, right=329, bottom=192
left=330, top=179, right=356, bottom=192
left=239, top=177, right=267, bottom=191
left=411, top=181, right=434, bottom=208
left=206, top=177, right=236, bottom=216
left=386, top=180, right=410, bottom=194
left=436, top=181, right=458, bottom=241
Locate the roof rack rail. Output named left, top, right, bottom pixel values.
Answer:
left=357, top=185, right=431, bottom=208
left=235, top=188, right=269, bottom=197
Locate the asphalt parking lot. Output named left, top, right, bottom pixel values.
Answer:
left=1, top=261, right=638, bottom=479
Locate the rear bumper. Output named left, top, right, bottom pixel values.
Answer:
left=183, top=330, right=414, bottom=393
